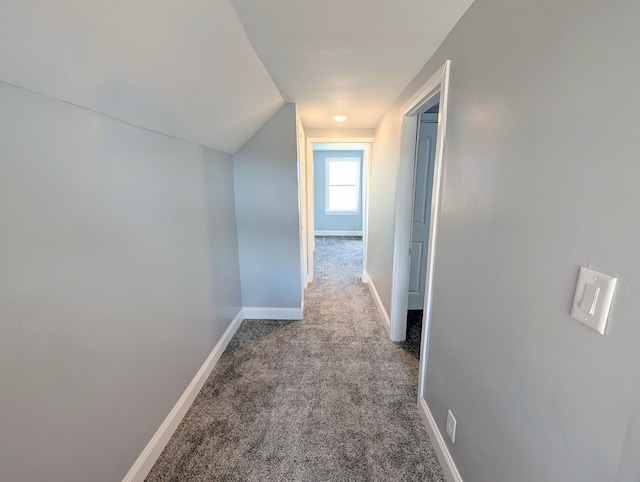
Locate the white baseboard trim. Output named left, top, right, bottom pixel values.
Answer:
left=363, top=270, right=391, bottom=331
left=418, top=397, right=464, bottom=482
left=122, top=309, right=245, bottom=482
left=315, top=230, right=363, bottom=236
left=243, top=306, right=303, bottom=320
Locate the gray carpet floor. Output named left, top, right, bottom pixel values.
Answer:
left=146, top=236, right=445, bottom=481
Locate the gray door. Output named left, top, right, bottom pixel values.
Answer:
left=408, top=119, right=437, bottom=310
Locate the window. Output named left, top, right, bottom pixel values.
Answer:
left=325, top=157, right=361, bottom=214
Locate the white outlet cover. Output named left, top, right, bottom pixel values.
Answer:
left=446, top=409, right=457, bottom=443
left=571, top=267, right=617, bottom=335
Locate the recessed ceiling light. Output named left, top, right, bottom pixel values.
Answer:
left=333, top=115, right=348, bottom=122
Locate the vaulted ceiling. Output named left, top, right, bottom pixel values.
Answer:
left=0, top=0, right=473, bottom=153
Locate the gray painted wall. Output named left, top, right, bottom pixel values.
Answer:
left=313, top=150, right=363, bottom=233
left=0, top=83, right=243, bottom=481
left=370, top=0, right=640, bottom=481
left=305, top=128, right=375, bottom=138
left=233, top=104, right=302, bottom=309
left=368, top=116, right=402, bottom=315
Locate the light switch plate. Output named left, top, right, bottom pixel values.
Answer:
left=571, top=267, right=617, bottom=335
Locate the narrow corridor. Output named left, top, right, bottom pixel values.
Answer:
left=147, top=236, right=444, bottom=481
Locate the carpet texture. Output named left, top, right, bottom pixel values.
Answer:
left=146, top=236, right=444, bottom=481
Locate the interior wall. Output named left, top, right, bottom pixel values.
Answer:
left=0, top=82, right=243, bottom=482
left=233, top=104, right=303, bottom=310
left=367, top=113, right=403, bottom=314
left=304, top=128, right=375, bottom=138
left=370, top=0, right=640, bottom=481
left=313, top=150, right=364, bottom=234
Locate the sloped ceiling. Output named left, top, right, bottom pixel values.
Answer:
left=0, top=0, right=473, bottom=152
left=0, top=0, right=284, bottom=153
left=230, top=0, right=474, bottom=128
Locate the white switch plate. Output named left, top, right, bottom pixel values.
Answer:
left=571, top=267, right=617, bottom=335
left=446, top=409, right=457, bottom=443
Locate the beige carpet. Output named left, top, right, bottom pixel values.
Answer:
left=146, top=236, right=444, bottom=481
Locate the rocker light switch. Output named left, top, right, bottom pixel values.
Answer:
left=579, top=283, right=599, bottom=315
left=571, top=267, right=617, bottom=335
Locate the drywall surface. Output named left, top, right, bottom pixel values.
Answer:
left=305, top=128, right=375, bottom=139
left=313, top=150, right=363, bottom=233
left=373, top=0, right=640, bottom=480
left=367, top=112, right=402, bottom=314
left=0, top=0, right=284, bottom=153
left=0, top=82, right=242, bottom=482
left=233, top=104, right=303, bottom=309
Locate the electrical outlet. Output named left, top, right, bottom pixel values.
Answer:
left=446, top=409, right=457, bottom=443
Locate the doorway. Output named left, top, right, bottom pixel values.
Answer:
left=304, top=139, right=373, bottom=286
left=313, top=148, right=364, bottom=237
left=404, top=104, right=439, bottom=359
left=388, top=60, right=451, bottom=411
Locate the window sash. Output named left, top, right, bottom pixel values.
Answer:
left=325, top=158, right=360, bottom=214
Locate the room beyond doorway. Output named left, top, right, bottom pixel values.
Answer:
left=313, top=149, right=364, bottom=237
left=303, top=139, right=373, bottom=286
left=404, top=105, right=440, bottom=359
left=407, top=108, right=439, bottom=312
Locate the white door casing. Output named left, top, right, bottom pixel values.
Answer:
left=304, top=138, right=373, bottom=285
left=390, top=58, right=449, bottom=365
left=389, top=59, right=460, bottom=481
left=296, top=113, right=308, bottom=290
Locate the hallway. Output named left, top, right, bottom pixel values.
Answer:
left=146, top=237, right=444, bottom=481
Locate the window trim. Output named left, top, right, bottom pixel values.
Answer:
left=324, top=156, right=361, bottom=215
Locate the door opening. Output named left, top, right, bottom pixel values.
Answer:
left=314, top=148, right=364, bottom=237
left=388, top=60, right=451, bottom=413
left=404, top=104, right=439, bottom=359
left=304, top=139, right=373, bottom=286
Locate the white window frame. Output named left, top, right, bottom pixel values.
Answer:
left=324, top=156, right=361, bottom=215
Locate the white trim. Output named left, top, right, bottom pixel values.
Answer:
left=307, top=137, right=375, bottom=144
left=402, top=63, right=447, bottom=116
left=361, top=144, right=372, bottom=283
left=363, top=269, right=391, bottom=331
left=305, top=131, right=375, bottom=140
left=305, top=137, right=316, bottom=284
left=296, top=109, right=309, bottom=291
left=305, top=138, right=374, bottom=286
left=418, top=398, right=464, bottom=482
left=418, top=61, right=451, bottom=400
left=315, top=230, right=362, bottom=236
left=324, top=156, right=362, bottom=215
left=390, top=62, right=458, bottom=477
left=243, top=306, right=303, bottom=320
left=122, top=309, right=245, bottom=482
left=390, top=59, right=450, bottom=346
left=390, top=114, right=420, bottom=341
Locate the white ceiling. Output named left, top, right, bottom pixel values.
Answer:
left=0, top=0, right=473, bottom=153
left=230, top=0, right=474, bottom=128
